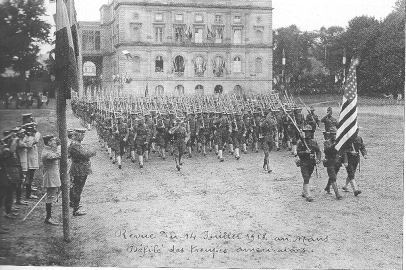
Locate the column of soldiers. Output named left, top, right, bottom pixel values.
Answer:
left=70, top=96, right=367, bottom=203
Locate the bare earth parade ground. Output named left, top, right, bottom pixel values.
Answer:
left=0, top=96, right=403, bottom=269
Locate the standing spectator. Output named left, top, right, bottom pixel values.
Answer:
left=25, top=123, right=41, bottom=199
left=68, top=128, right=96, bottom=216
left=41, top=135, right=61, bottom=225
left=36, top=93, right=44, bottom=109
left=5, top=93, right=10, bottom=109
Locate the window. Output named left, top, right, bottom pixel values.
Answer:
left=155, top=27, right=163, bottom=43
left=155, top=56, right=164, bottom=73
left=155, top=13, right=163, bottom=21
left=255, top=57, right=262, bottom=73
left=130, top=23, right=141, bottom=41
left=233, top=57, right=242, bottom=73
left=82, top=30, right=101, bottom=51
left=233, top=28, right=242, bottom=44
left=155, top=85, right=164, bottom=96
left=255, top=30, right=263, bottom=43
left=214, top=26, right=223, bottom=43
left=195, top=14, right=203, bottom=22
left=132, top=56, right=140, bottom=73
left=174, top=55, right=185, bottom=73
left=214, top=85, right=223, bottom=94
left=95, top=31, right=101, bottom=50
left=194, top=28, right=203, bottom=43
left=215, top=15, right=222, bottom=23
left=234, top=15, right=241, bottom=23
left=175, top=14, right=183, bottom=22
left=133, top=12, right=139, bottom=19
left=193, top=56, right=206, bottom=76
left=213, top=56, right=226, bottom=77
left=195, top=85, right=204, bottom=96
left=175, top=85, right=184, bottom=95
left=174, top=26, right=184, bottom=42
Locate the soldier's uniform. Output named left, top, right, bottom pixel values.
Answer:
left=113, top=116, right=128, bottom=169
left=231, top=113, right=245, bottom=160
left=145, top=113, right=155, bottom=161
left=155, top=115, right=167, bottom=159
left=282, top=110, right=295, bottom=151
left=68, top=128, right=96, bottom=216
left=305, top=106, right=320, bottom=133
left=171, top=118, right=187, bottom=170
left=296, top=125, right=321, bottom=202
left=293, top=107, right=305, bottom=155
left=213, top=113, right=230, bottom=162
left=134, top=119, right=150, bottom=168
left=186, top=113, right=197, bottom=157
left=1, top=132, right=22, bottom=219
left=260, top=115, right=277, bottom=173
left=342, top=134, right=367, bottom=196
left=322, top=127, right=343, bottom=200
left=321, top=107, right=338, bottom=133
left=242, top=113, right=251, bottom=154
left=251, top=112, right=261, bottom=153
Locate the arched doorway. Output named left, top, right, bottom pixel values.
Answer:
left=155, top=85, right=164, bottom=96
left=214, top=85, right=223, bottom=94
left=195, top=85, right=204, bottom=96
left=233, top=85, right=243, bottom=96
left=175, top=85, right=184, bottom=96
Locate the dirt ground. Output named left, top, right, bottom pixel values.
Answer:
left=0, top=101, right=403, bottom=269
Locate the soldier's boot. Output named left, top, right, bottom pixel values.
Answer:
left=108, top=148, right=112, bottom=159
left=161, top=149, right=166, bottom=160
left=242, top=144, right=248, bottom=154
left=301, top=184, right=307, bottom=198
left=208, top=141, right=212, bottom=152
left=255, top=142, right=259, bottom=153
left=215, top=145, right=219, bottom=156
left=228, top=144, right=234, bottom=155
left=267, top=159, right=272, bottom=173
left=175, top=157, right=181, bottom=171
left=263, top=157, right=268, bottom=171
left=87, top=123, right=91, bottom=130
left=331, top=182, right=343, bottom=200
left=179, top=155, right=183, bottom=166
left=113, top=152, right=117, bottom=164
left=235, top=148, right=240, bottom=160
left=342, top=177, right=350, bottom=192
left=138, top=155, right=144, bottom=168
left=45, top=203, right=59, bottom=225
left=218, top=150, right=224, bottom=162
left=188, top=147, right=192, bottom=158
left=304, top=184, right=314, bottom=202
left=324, top=179, right=332, bottom=194
left=117, top=156, right=122, bottom=169
left=350, top=179, right=361, bottom=196
left=130, top=150, right=136, bottom=163
left=151, top=143, right=156, bottom=153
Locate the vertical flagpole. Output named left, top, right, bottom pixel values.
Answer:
left=55, top=0, right=71, bottom=242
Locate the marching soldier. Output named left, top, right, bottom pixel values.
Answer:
left=113, top=113, right=128, bottom=169
left=321, top=107, right=338, bottom=133
left=293, top=107, right=305, bottom=156
left=155, top=113, right=167, bottom=160
left=282, top=108, right=294, bottom=152
left=231, top=112, right=245, bottom=160
left=296, top=124, right=321, bottom=202
left=170, top=117, right=188, bottom=171
left=186, top=112, right=197, bottom=158
left=213, top=111, right=230, bottom=162
left=25, top=123, right=40, bottom=199
left=68, top=128, right=96, bottom=216
left=322, top=127, right=343, bottom=200
left=341, top=129, right=367, bottom=196
left=305, top=106, right=320, bottom=133
left=134, top=114, right=150, bottom=168
left=251, top=111, right=261, bottom=153
left=261, top=110, right=278, bottom=173
left=127, top=113, right=138, bottom=162
left=195, top=112, right=205, bottom=155
left=145, top=112, right=155, bottom=161
left=242, top=112, right=251, bottom=154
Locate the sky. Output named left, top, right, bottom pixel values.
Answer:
left=41, top=0, right=397, bottom=52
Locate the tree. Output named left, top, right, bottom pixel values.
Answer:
left=0, top=0, right=51, bottom=76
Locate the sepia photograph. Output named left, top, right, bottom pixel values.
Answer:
left=0, top=0, right=404, bottom=268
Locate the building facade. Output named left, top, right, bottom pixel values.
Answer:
left=79, top=0, right=273, bottom=96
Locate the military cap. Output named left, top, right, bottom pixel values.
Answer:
left=11, top=127, right=20, bottom=133
left=302, top=125, right=313, bottom=132
left=310, top=106, right=315, bottom=111
left=327, top=107, right=332, bottom=112
left=3, top=130, right=12, bottom=137
left=43, top=135, right=55, bottom=145
left=22, top=113, right=32, bottom=119
left=74, top=128, right=87, bottom=134
left=17, top=128, right=26, bottom=134
left=67, top=129, right=75, bottom=134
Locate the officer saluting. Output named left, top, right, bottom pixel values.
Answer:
left=321, top=107, right=338, bottom=132
left=68, top=128, right=96, bottom=216
left=296, top=125, right=321, bottom=202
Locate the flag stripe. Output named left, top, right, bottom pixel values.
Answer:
left=336, top=113, right=357, bottom=142
left=335, top=121, right=358, bottom=150
left=337, top=106, right=357, bottom=133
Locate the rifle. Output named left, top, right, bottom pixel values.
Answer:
left=298, top=97, right=319, bottom=127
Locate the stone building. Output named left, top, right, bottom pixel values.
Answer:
left=79, top=0, right=273, bottom=96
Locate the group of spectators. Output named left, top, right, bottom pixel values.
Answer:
left=4, top=92, right=49, bottom=110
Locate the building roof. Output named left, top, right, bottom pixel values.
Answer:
left=106, top=0, right=271, bottom=9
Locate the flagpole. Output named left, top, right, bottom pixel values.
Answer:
left=55, top=0, right=71, bottom=242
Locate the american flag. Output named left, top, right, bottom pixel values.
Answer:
left=335, top=58, right=359, bottom=151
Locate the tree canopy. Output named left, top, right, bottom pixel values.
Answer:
left=0, top=0, right=51, bottom=76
